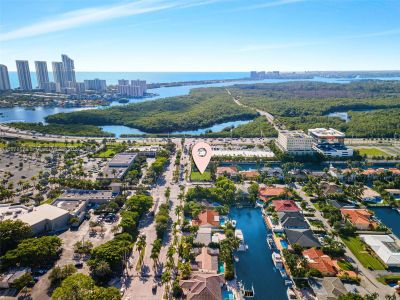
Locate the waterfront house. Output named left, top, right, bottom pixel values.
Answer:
left=385, top=189, right=400, bottom=200
left=192, top=210, right=220, bottom=228
left=278, top=211, right=310, bottom=229
left=215, top=166, right=238, bottom=178
left=360, top=235, right=400, bottom=267
left=193, top=247, right=219, bottom=274
left=303, top=248, right=337, bottom=276
left=361, top=187, right=382, bottom=204
left=340, top=209, right=378, bottom=230
left=308, top=277, right=347, bottom=300
left=272, top=200, right=300, bottom=212
left=180, top=273, right=225, bottom=300
left=239, top=170, right=260, bottom=181
left=284, top=228, right=321, bottom=248
left=262, top=167, right=284, bottom=179
left=194, top=227, right=212, bottom=246
left=327, top=199, right=355, bottom=209
left=258, top=185, right=289, bottom=202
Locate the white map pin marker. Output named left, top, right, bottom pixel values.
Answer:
left=192, top=142, right=213, bottom=174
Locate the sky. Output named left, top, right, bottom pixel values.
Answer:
left=0, top=0, right=399, bottom=72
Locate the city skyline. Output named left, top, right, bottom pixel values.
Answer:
left=1, top=0, right=400, bottom=72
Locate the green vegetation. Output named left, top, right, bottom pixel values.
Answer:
left=1, top=236, right=62, bottom=268
left=94, top=143, right=128, bottom=158
left=190, top=171, right=211, bottom=181
left=45, top=88, right=258, bottom=133
left=357, top=148, right=390, bottom=158
left=232, top=80, right=400, bottom=137
left=341, top=236, right=386, bottom=270
left=205, top=116, right=277, bottom=137
left=16, top=140, right=85, bottom=148
left=0, top=219, right=32, bottom=255
left=49, top=264, right=77, bottom=289
left=8, top=122, right=114, bottom=137
left=155, top=203, right=170, bottom=239
left=51, top=273, right=120, bottom=300
left=337, top=260, right=354, bottom=271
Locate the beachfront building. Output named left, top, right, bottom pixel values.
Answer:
left=0, top=64, right=11, bottom=90
left=16, top=60, right=32, bottom=90
left=360, top=235, right=400, bottom=267
left=276, top=130, right=314, bottom=155
left=308, top=128, right=353, bottom=157
left=84, top=78, right=107, bottom=92
left=0, top=204, right=70, bottom=235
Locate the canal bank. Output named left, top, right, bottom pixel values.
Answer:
left=229, top=207, right=287, bottom=299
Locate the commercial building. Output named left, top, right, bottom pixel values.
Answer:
left=360, top=235, right=400, bottom=267
left=308, top=128, right=353, bottom=157
left=0, top=204, right=70, bottom=235
left=0, top=64, right=11, bottom=90
left=34, top=61, right=49, bottom=89
left=277, top=130, right=314, bottom=155
left=84, top=78, right=107, bottom=92
left=61, top=54, right=76, bottom=83
left=211, top=145, right=275, bottom=158
left=52, top=61, right=67, bottom=89
left=16, top=60, right=32, bottom=90
left=100, top=152, right=137, bottom=179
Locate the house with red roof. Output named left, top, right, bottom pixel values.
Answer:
left=271, top=200, right=300, bottom=212
left=340, top=209, right=378, bottom=230
left=216, top=166, right=238, bottom=178
left=239, top=170, right=260, bottom=180
left=192, top=210, right=220, bottom=228
left=258, top=186, right=289, bottom=202
left=303, top=248, right=337, bottom=276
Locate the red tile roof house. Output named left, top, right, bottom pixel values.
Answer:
left=340, top=209, right=378, bottom=230
left=239, top=170, right=260, bottom=180
left=258, top=186, right=290, bottom=202
left=303, top=248, right=338, bottom=276
left=216, top=166, right=238, bottom=178
left=180, top=274, right=225, bottom=300
left=271, top=200, right=300, bottom=212
left=193, top=247, right=219, bottom=274
left=192, top=210, right=220, bottom=228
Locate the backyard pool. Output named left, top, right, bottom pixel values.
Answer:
left=280, top=240, right=289, bottom=249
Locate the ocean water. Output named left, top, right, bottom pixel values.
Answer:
left=8, top=72, right=248, bottom=89
left=369, top=207, right=400, bottom=238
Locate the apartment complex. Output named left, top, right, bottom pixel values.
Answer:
left=0, top=64, right=11, bottom=90
left=117, top=79, right=147, bottom=97
left=84, top=79, right=107, bottom=92
left=34, top=61, right=49, bottom=89
left=308, top=128, right=353, bottom=157
left=16, top=60, right=32, bottom=90
left=277, top=130, right=314, bottom=155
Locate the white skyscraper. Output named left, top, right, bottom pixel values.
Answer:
left=52, top=62, right=66, bottom=89
left=84, top=79, right=107, bottom=92
left=61, top=54, right=76, bottom=83
left=0, top=64, right=11, bottom=91
left=34, top=61, right=49, bottom=89
left=117, top=79, right=147, bottom=97
left=16, top=60, right=32, bottom=90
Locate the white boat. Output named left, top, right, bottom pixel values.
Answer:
left=235, top=229, right=247, bottom=251
left=286, top=287, right=297, bottom=300
left=234, top=255, right=240, bottom=262
left=267, top=237, right=274, bottom=249
left=231, top=220, right=237, bottom=227
left=272, top=252, right=283, bottom=268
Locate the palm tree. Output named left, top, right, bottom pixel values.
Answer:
left=136, top=234, right=147, bottom=254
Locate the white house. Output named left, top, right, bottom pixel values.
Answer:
left=360, top=235, right=400, bottom=267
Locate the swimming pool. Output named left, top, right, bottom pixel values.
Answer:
left=222, top=289, right=234, bottom=300
left=280, top=240, right=289, bottom=249
left=218, top=261, right=225, bottom=273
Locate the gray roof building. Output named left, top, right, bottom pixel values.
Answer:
left=278, top=212, right=310, bottom=229
left=285, top=228, right=321, bottom=248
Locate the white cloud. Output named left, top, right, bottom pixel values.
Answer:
left=234, top=0, right=308, bottom=11
left=0, top=0, right=219, bottom=42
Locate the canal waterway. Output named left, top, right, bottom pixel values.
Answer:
left=229, top=207, right=287, bottom=300
left=369, top=207, right=400, bottom=238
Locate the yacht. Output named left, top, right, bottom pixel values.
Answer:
left=235, top=229, right=247, bottom=251
left=231, top=219, right=237, bottom=228
left=267, top=236, right=274, bottom=249
left=272, top=252, right=283, bottom=268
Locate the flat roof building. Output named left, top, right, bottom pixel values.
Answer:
left=101, top=153, right=137, bottom=180
left=0, top=204, right=70, bottom=235
left=308, top=128, right=353, bottom=158
left=277, top=130, right=314, bottom=155
left=360, top=235, right=400, bottom=267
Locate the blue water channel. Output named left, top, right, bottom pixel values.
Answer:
left=369, top=207, right=400, bottom=238
left=229, top=207, right=287, bottom=300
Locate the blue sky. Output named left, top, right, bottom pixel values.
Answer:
left=1, top=0, right=399, bottom=71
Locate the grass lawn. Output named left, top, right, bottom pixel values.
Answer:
left=341, top=236, right=387, bottom=270
left=337, top=260, right=354, bottom=271
left=357, top=147, right=390, bottom=157
left=190, top=171, right=211, bottom=182
left=17, top=141, right=83, bottom=147
left=95, top=148, right=116, bottom=158
left=377, top=275, right=400, bottom=285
